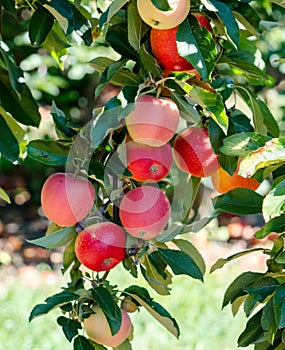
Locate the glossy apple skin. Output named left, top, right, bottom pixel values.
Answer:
left=84, top=305, right=132, bottom=347
left=75, top=222, right=126, bottom=272
left=173, top=127, right=218, bottom=178
left=137, top=0, right=190, bottom=30
left=211, top=164, right=260, bottom=194
left=125, top=94, right=180, bottom=147
left=126, top=140, right=173, bottom=182
left=119, top=186, right=171, bottom=240
left=41, top=172, right=95, bottom=227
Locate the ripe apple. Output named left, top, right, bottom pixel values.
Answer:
left=137, top=0, right=190, bottom=30
left=150, top=13, right=212, bottom=72
left=75, top=222, right=126, bottom=272
left=125, top=94, right=180, bottom=147
left=211, top=163, right=260, bottom=194
left=84, top=305, right=132, bottom=347
left=126, top=140, right=173, bottom=182
left=41, top=172, right=95, bottom=227
left=119, top=185, right=171, bottom=240
left=173, top=127, right=218, bottom=177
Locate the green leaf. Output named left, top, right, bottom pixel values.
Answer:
left=27, top=140, right=70, bottom=166
left=238, top=309, right=264, bottom=347
left=233, top=3, right=260, bottom=38
left=255, top=215, right=285, bottom=241
left=273, top=284, right=285, bottom=328
left=262, top=179, right=285, bottom=222
left=177, top=18, right=216, bottom=80
left=51, top=101, right=77, bottom=138
left=238, top=138, right=285, bottom=178
left=170, top=92, right=200, bottom=122
left=139, top=44, right=161, bottom=76
left=0, top=114, right=19, bottom=162
left=127, top=0, right=149, bottom=51
left=211, top=77, right=234, bottom=102
left=62, top=239, right=76, bottom=274
left=0, top=72, right=40, bottom=127
left=124, top=285, right=180, bottom=338
left=0, top=37, right=25, bottom=94
left=27, top=226, right=76, bottom=249
left=157, top=248, right=203, bottom=281
left=89, top=104, right=134, bottom=148
left=91, top=287, right=122, bottom=336
left=72, top=5, right=92, bottom=46
left=0, top=187, right=11, bottom=204
left=114, top=339, right=133, bottom=350
left=43, top=0, right=73, bottom=35
left=29, top=292, right=79, bottom=322
left=210, top=248, right=265, bottom=273
left=261, top=300, right=278, bottom=333
left=222, top=271, right=264, bottom=308
left=108, top=0, right=128, bottom=21
left=57, top=316, right=82, bottom=342
left=203, top=0, right=239, bottom=47
left=29, top=6, right=54, bottom=46
left=220, top=132, right=270, bottom=157
left=172, top=239, right=206, bottom=276
left=0, top=0, right=15, bottom=13
left=213, top=188, right=263, bottom=215
left=74, top=335, right=95, bottom=350
left=151, top=0, right=172, bottom=11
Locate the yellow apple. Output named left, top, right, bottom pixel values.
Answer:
left=137, top=0, right=190, bottom=30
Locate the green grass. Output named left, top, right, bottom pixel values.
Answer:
left=0, top=262, right=254, bottom=350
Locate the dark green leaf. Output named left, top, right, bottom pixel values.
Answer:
left=157, top=248, right=203, bottom=281
left=124, top=285, right=180, bottom=338
left=127, top=0, right=149, bottom=50
left=255, top=216, right=285, bottom=239
left=29, top=6, right=54, bottom=46
left=151, top=0, right=172, bottom=11
left=220, top=132, right=270, bottom=157
left=108, top=0, right=128, bottom=21
left=72, top=5, right=92, bottom=46
left=230, top=110, right=254, bottom=133
left=0, top=115, right=19, bottom=162
left=51, top=101, right=77, bottom=138
left=273, top=284, right=285, bottom=328
left=57, top=316, right=82, bottom=342
left=222, top=271, right=264, bottom=308
left=0, top=73, right=40, bottom=127
left=0, top=0, right=15, bottom=14
left=233, top=3, right=260, bottom=38
left=261, top=300, right=278, bottom=333
left=0, top=38, right=25, bottom=93
left=29, top=292, right=79, bottom=322
left=27, top=226, right=76, bottom=249
left=139, top=44, right=161, bottom=76
left=238, top=310, right=264, bottom=347
left=91, top=287, right=122, bottom=336
left=213, top=188, right=263, bottom=215
left=43, top=0, right=74, bottom=35
left=74, top=335, right=95, bottom=350
left=27, top=140, right=70, bottom=166
left=211, top=77, right=234, bottom=102
left=62, top=239, right=76, bottom=274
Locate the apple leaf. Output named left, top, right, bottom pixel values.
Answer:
left=151, top=0, right=172, bottom=11
left=27, top=226, right=76, bottom=249
left=139, top=44, right=162, bottom=76
left=91, top=287, right=122, bottom=336
left=237, top=309, right=263, bottom=347
left=157, top=248, right=204, bottom=281
left=29, top=292, right=79, bottom=322
left=74, top=335, right=96, bottom=350
left=114, top=340, right=133, bottom=350
left=273, top=284, right=285, bottom=328
left=210, top=248, right=265, bottom=273
left=213, top=188, right=263, bottom=215
left=29, top=6, right=54, bottom=46
left=262, top=178, right=285, bottom=222
left=127, top=0, right=149, bottom=51
left=0, top=114, right=19, bottom=162
left=124, top=285, right=180, bottom=339
left=238, top=138, right=285, bottom=178
left=57, top=316, right=82, bottom=343
left=222, top=271, right=264, bottom=308
left=51, top=101, right=77, bottom=138
left=27, top=140, right=71, bottom=166
left=220, top=132, right=270, bottom=157
left=233, top=3, right=260, bottom=39
left=0, top=187, right=10, bottom=204
left=43, top=0, right=73, bottom=35
left=254, top=215, right=285, bottom=239
left=108, top=0, right=128, bottom=21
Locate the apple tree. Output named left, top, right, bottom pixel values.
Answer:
left=0, top=0, right=285, bottom=349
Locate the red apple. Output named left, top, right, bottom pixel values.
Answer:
left=126, top=140, right=173, bottom=182
left=125, top=94, right=180, bottom=147
left=41, top=172, right=95, bottom=227
left=75, top=222, right=126, bottom=272
left=84, top=305, right=132, bottom=347
left=173, top=127, right=218, bottom=177
left=137, top=0, right=190, bottom=30
left=119, top=185, right=171, bottom=240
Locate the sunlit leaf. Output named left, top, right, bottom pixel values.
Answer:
left=0, top=187, right=11, bottom=204
left=27, top=226, right=76, bottom=249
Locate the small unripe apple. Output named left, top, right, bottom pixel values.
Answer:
left=84, top=305, right=132, bottom=347
left=173, top=127, right=218, bottom=177
left=137, top=0, right=190, bottom=30
left=125, top=95, right=180, bottom=147
left=41, top=172, right=95, bottom=227
left=126, top=140, right=173, bottom=182
left=75, top=222, right=126, bottom=272
left=119, top=185, right=171, bottom=240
